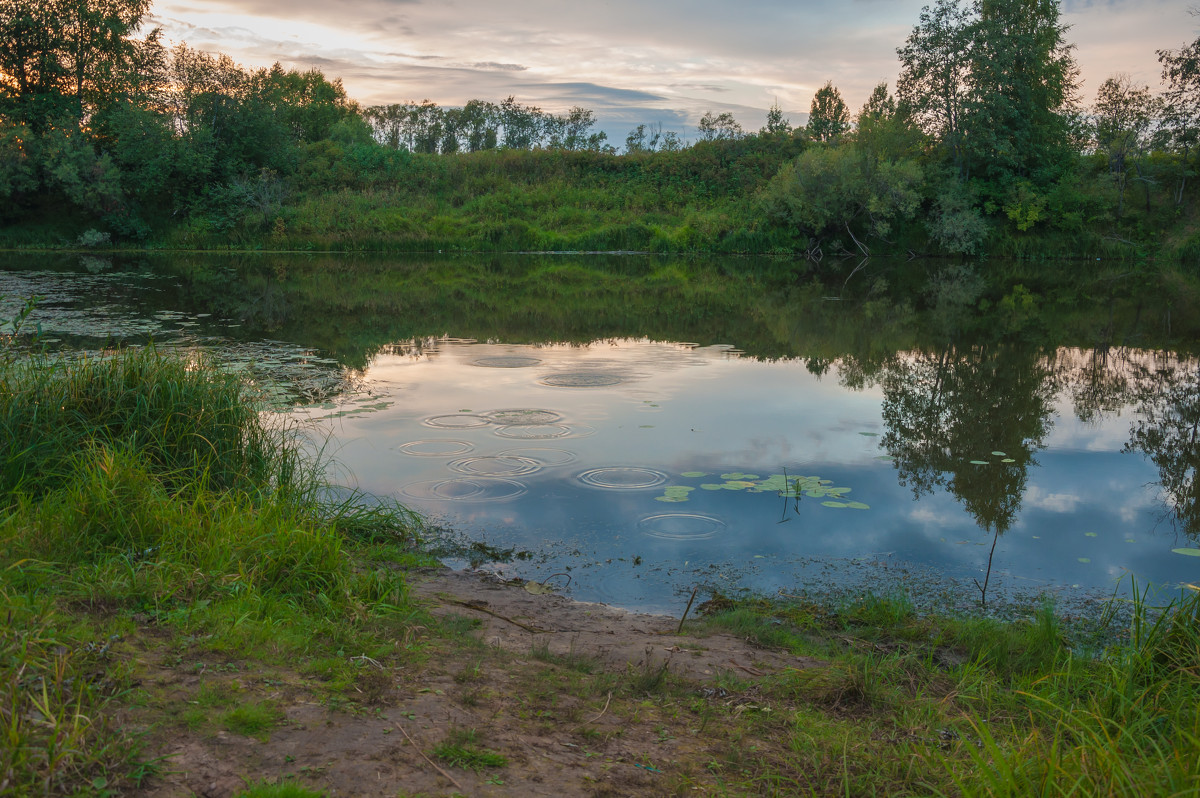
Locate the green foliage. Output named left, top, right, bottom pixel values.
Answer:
left=0, top=346, right=285, bottom=500
left=761, top=143, right=923, bottom=254
left=0, top=596, right=145, bottom=797
left=432, top=729, right=508, bottom=771
left=806, top=81, right=850, bottom=143
left=235, top=781, right=327, bottom=798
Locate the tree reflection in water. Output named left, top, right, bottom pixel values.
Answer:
left=879, top=343, right=1057, bottom=606
left=1126, top=360, right=1200, bottom=540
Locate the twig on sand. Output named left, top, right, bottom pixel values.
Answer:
left=676, top=586, right=700, bottom=635
left=570, top=691, right=613, bottom=732
left=444, top=598, right=549, bottom=633
left=395, top=722, right=464, bottom=792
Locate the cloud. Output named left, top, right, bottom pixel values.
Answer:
left=151, top=0, right=1186, bottom=143
left=467, top=62, right=528, bottom=72
left=1024, top=485, right=1083, bottom=514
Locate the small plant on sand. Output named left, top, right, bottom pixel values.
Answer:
left=431, top=728, right=508, bottom=771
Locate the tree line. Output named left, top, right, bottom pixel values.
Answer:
left=0, top=0, right=1198, bottom=258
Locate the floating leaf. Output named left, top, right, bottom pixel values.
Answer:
left=1078, top=557, right=1091, bottom=563
left=1001, top=458, right=1016, bottom=463
left=655, top=496, right=688, bottom=503
left=1171, top=548, right=1200, bottom=557
left=991, top=451, right=1007, bottom=457
left=1085, top=532, right=1097, bottom=537
left=970, top=460, right=990, bottom=465
left=859, top=432, right=879, bottom=437
left=845, top=501, right=870, bottom=510
left=700, top=484, right=723, bottom=490
left=723, top=480, right=757, bottom=489
left=524, top=581, right=554, bottom=595
left=681, top=471, right=708, bottom=478
left=821, top=501, right=849, bottom=508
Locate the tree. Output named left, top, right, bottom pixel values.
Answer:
left=1093, top=74, right=1153, bottom=217
left=697, top=111, right=743, bottom=141
left=964, top=0, right=1079, bottom=187
left=0, top=0, right=156, bottom=127
left=896, top=0, right=1078, bottom=187
left=854, top=82, right=923, bottom=162
left=457, top=99, right=498, bottom=152
left=896, top=0, right=974, bottom=170
left=761, top=101, right=791, bottom=136
left=761, top=143, right=923, bottom=255
left=805, top=82, right=849, bottom=143
left=263, top=65, right=356, bottom=143
left=499, top=96, right=544, bottom=149
left=1156, top=35, right=1200, bottom=204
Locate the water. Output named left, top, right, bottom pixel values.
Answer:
left=4, top=253, right=1198, bottom=614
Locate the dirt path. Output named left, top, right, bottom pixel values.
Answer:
left=131, top=568, right=821, bottom=797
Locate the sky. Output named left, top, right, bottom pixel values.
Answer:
left=147, top=0, right=1198, bottom=147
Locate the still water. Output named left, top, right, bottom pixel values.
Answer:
left=3, top=254, right=1198, bottom=614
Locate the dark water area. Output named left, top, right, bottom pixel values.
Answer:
left=4, top=251, right=1199, bottom=615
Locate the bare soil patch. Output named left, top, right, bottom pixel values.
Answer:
left=127, top=568, right=822, bottom=797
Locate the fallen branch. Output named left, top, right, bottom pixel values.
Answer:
left=444, top=598, right=549, bottom=633
left=395, top=722, right=464, bottom=792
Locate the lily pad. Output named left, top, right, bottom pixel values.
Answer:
left=723, top=480, right=757, bottom=489
left=681, top=471, right=708, bottom=478
left=1001, top=458, right=1016, bottom=463
left=1077, top=557, right=1091, bottom=564
left=821, top=501, right=849, bottom=508
left=1171, top=547, right=1200, bottom=557
left=700, top=484, right=724, bottom=490
left=858, top=432, right=879, bottom=437
left=845, top=501, right=870, bottom=510
left=970, top=460, right=990, bottom=465
left=655, top=496, right=689, bottom=503
left=991, top=451, right=1007, bottom=457
left=1085, top=532, right=1097, bottom=537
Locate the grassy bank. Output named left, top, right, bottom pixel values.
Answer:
left=2, top=343, right=1198, bottom=796
left=5, top=140, right=1200, bottom=262
left=0, top=342, right=430, bottom=795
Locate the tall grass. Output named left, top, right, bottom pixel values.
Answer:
left=0, top=340, right=424, bottom=795
left=952, top=587, right=1200, bottom=797
left=0, top=346, right=292, bottom=500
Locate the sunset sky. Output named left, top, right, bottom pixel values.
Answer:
left=147, top=0, right=1197, bottom=144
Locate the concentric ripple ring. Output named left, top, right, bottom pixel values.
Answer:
left=577, top=467, right=670, bottom=490
left=493, top=424, right=572, bottom=440
left=638, top=513, right=727, bottom=541
left=446, top=455, right=542, bottom=477
left=401, top=478, right=527, bottom=503
left=396, top=439, right=475, bottom=457
left=423, top=413, right=492, bottom=429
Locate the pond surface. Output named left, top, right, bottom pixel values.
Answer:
left=4, top=253, right=1199, bottom=614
